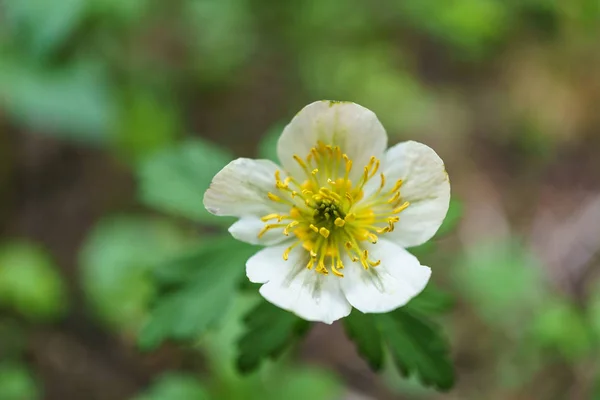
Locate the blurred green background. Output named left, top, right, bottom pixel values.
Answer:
left=1, top=0, right=600, bottom=399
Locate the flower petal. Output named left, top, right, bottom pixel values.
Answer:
left=277, top=101, right=387, bottom=180
left=229, top=217, right=289, bottom=246
left=247, top=244, right=351, bottom=324
left=204, top=158, right=286, bottom=217
left=340, top=239, right=431, bottom=313
left=379, top=141, right=450, bottom=248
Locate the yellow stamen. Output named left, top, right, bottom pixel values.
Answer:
left=258, top=142, right=411, bottom=279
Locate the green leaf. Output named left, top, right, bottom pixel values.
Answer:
left=378, top=310, right=454, bottom=391
left=594, top=374, right=600, bottom=400
left=257, top=124, right=284, bottom=163
left=453, top=238, right=546, bottom=327
left=0, top=57, right=114, bottom=143
left=268, top=368, right=343, bottom=400
left=113, top=88, right=181, bottom=163
left=0, top=363, right=41, bottom=400
left=0, top=320, right=27, bottom=361
left=588, top=279, right=600, bottom=342
left=404, top=283, right=455, bottom=317
left=343, top=311, right=384, bottom=370
left=138, top=237, right=256, bottom=350
left=0, top=242, right=67, bottom=322
left=185, top=0, right=257, bottom=83
left=530, top=299, right=594, bottom=361
left=132, top=373, right=210, bottom=400
left=136, top=138, right=234, bottom=224
left=344, top=309, right=454, bottom=391
left=80, top=216, right=189, bottom=332
left=236, top=300, right=310, bottom=373
left=3, top=0, right=87, bottom=58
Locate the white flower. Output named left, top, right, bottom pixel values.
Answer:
left=204, top=101, right=451, bottom=324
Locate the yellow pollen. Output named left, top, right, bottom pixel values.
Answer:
left=261, top=213, right=281, bottom=222
left=268, top=192, right=281, bottom=202
left=259, top=142, right=411, bottom=278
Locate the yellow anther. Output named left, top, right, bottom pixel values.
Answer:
left=390, top=179, right=404, bottom=193
left=393, top=201, right=410, bottom=214
left=331, top=264, right=344, bottom=277
left=268, top=192, right=282, bottom=202
left=284, top=221, right=299, bottom=236
left=258, top=224, right=277, bottom=238
left=379, top=173, right=386, bottom=190
left=376, top=226, right=390, bottom=234
left=263, top=143, right=411, bottom=280
left=366, top=233, right=378, bottom=244
left=261, top=213, right=280, bottom=222
left=306, top=259, right=314, bottom=270
left=293, top=155, right=307, bottom=168
left=387, top=191, right=401, bottom=204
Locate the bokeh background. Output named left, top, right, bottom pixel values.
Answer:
left=1, top=0, right=600, bottom=399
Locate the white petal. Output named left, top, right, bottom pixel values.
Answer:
left=203, top=158, right=286, bottom=217
left=247, top=244, right=351, bottom=324
left=340, top=239, right=431, bottom=313
left=229, top=217, right=289, bottom=246
left=379, top=141, right=450, bottom=248
left=277, top=101, right=387, bottom=180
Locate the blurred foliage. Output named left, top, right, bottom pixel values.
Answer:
left=2, top=0, right=600, bottom=398
left=132, top=373, right=210, bottom=400
left=80, top=216, right=191, bottom=333
left=453, top=238, right=546, bottom=327
left=0, top=242, right=67, bottom=322
left=138, top=237, right=256, bottom=349
left=0, top=363, right=41, bottom=400
left=136, top=138, right=234, bottom=225
left=236, top=299, right=310, bottom=373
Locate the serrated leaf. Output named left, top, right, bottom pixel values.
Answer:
left=343, top=311, right=384, bottom=370
left=138, top=237, right=256, bottom=350
left=237, top=300, right=310, bottom=373
left=378, top=310, right=454, bottom=391
left=137, top=139, right=234, bottom=224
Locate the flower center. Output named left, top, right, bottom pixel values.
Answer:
left=259, top=141, right=409, bottom=277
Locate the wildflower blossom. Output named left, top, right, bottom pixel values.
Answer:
left=204, top=101, right=450, bottom=323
